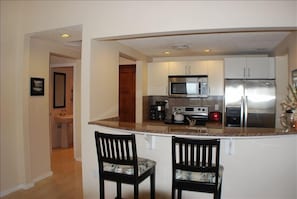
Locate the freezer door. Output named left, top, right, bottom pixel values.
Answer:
left=245, top=80, right=276, bottom=128
left=225, top=80, right=244, bottom=126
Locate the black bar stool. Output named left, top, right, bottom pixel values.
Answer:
left=172, top=136, right=223, bottom=199
left=95, top=131, right=156, bottom=199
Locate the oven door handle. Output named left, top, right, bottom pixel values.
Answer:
left=189, top=115, right=208, bottom=119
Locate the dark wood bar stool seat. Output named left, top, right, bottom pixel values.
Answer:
left=172, top=136, right=223, bottom=199
left=95, top=131, right=156, bottom=199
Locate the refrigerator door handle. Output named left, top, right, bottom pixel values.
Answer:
left=240, top=96, right=244, bottom=127
left=244, top=96, right=248, bottom=127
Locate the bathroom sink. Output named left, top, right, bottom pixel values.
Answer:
left=55, top=115, right=73, bottom=123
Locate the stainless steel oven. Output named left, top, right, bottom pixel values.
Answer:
left=168, top=75, right=208, bottom=97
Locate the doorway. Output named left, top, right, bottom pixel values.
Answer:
left=49, top=53, right=81, bottom=162
left=50, top=66, right=74, bottom=149
left=119, top=65, right=136, bottom=122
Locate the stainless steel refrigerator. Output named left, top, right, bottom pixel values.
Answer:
left=225, top=79, right=276, bottom=128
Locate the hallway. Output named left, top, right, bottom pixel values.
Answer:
left=1, top=148, right=83, bottom=199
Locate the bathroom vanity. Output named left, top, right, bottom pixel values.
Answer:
left=54, top=115, right=73, bottom=148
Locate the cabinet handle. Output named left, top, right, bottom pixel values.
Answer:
left=243, top=67, right=246, bottom=77
left=248, top=68, right=250, bottom=77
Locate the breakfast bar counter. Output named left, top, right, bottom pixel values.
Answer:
left=89, top=118, right=297, bottom=137
left=88, top=119, right=297, bottom=199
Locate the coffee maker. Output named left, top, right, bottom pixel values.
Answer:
left=150, top=101, right=167, bottom=120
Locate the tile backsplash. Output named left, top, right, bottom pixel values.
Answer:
left=143, top=95, right=224, bottom=121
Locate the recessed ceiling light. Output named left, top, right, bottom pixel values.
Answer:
left=61, top=33, right=71, bottom=38
left=204, top=49, right=211, bottom=53
left=164, top=51, right=170, bottom=55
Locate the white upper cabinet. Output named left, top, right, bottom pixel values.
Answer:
left=224, top=57, right=246, bottom=78
left=168, top=61, right=208, bottom=75
left=148, top=60, right=224, bottom=96
left=246, top=57, right=275, bottom=79
left=224, top=57, right=275, bottom=79
left=148, top=62, right=169, bottom=95
left=168, top=61, right=189, bottom=75
left=190, top=61, right=208, bottom=75
left=207, top=60, right=224, bottom=96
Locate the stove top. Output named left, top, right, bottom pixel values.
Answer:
left=168, top=106, right=209, bottom=125
left=172, top=106, right=208, bottom=116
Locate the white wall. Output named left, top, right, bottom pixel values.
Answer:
left=74, top=60, right=82, bottom=160
left=28, top=38, right=81, bottom=179
left=1, top=0, right=297, bottom=197
left=89, top=40, right=147, bottom=121
left=89, top=41, right=120, bottom=120
left=275, top=55, right=289, bottom=128
left=274, top=31, right=297, bottom=82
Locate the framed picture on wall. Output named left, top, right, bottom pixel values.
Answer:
left=30, top=77, right=44, bottom=96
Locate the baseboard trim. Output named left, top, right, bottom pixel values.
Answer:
left=0, top=171, right=53, bottom=197
left=31, top=171, right=53, bottom=185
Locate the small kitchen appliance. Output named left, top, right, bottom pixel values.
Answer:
left=149, top=101, right=167, bottom=120
left=209, top=111, right=222, bottom=122
left=166, top=106, right=209, bottom=125
left=168, top=75, right=208, bottom=97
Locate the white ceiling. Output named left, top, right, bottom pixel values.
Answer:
left=117, top=31, right=291, bottom=58
left=30, top=25, right=292, bottom=58
left=31, top=25, right=82, bottom=48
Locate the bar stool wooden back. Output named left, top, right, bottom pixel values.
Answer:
left=95, top=131, right=156, bottom=199
left=172, top=136, right=223, bottom=199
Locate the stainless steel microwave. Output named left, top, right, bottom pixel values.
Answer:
left=168, top=75, right=208, bottom=97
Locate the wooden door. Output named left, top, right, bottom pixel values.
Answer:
left=119, top=65, right=136, bottom=122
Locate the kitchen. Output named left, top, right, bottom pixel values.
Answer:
left=146, top=57, right=276, bottom=129
left=89, top=31, right=297, bottom=199
left=2, top=1, right=297, bottom=199
left=112, top=31, right=289, bottom=130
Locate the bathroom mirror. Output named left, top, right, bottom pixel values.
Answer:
left=54, top=72, right=66, bottom=108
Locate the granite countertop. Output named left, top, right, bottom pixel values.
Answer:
left=89, top=119, right=297, bottom=137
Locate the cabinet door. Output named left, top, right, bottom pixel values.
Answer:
left=207, top=60, right=224, bottom=96
left=190, top=61, right=208, bottom=75
left=168, top=61, right=188, bottom=75
left=224, top=57, right=246, bottom=78
left=148, top=62, right=168, bottom=95
left=246, top=57, right=275, bottom=79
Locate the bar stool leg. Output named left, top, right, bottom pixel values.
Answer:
left=116, top=182, right=121, bottom=199
left=177, top=189, right=182, bottom=199
left=150, top=171, right=155, bottom=199
left=99, top=179, right=105, bottom=199
left=134, top=184, right=139, bottom=199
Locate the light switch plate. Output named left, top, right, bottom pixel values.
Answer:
left=224, top=138, right=235, bottom=155
left=144, top=134, right=156, bottom=149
